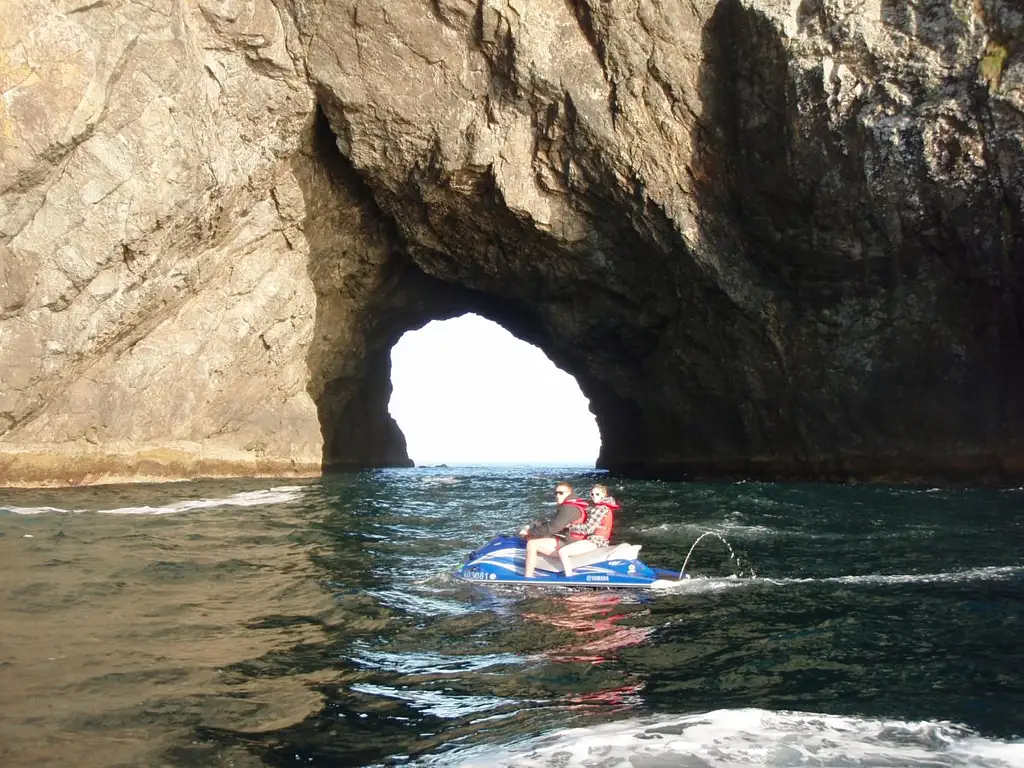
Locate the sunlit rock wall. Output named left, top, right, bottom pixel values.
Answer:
left=1, top=0, right=1022, bottom=485
left=0, top=0, right=419, bottom=483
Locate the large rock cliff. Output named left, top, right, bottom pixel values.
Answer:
left=1, top=0, right=1021, bottom=486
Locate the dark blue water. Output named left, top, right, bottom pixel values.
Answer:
left=1, top=467, right=1023, bottom=767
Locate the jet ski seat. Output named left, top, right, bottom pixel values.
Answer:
left=537, top=542, right=642, bottom=571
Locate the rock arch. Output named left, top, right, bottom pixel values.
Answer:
left=1, top=0, right=1021, bottom=487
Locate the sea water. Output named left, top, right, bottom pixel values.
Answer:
left=1, top=467, right=1022, bottom=766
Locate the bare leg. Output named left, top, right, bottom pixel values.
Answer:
left=558, top=539, right=599, bottom=576
left=524, top=538, right=559, bottom=577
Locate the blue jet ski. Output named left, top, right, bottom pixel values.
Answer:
left=455, top=535, right=688, bottom=588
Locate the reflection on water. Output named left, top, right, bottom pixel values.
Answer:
left=521, top=592, right=652, bottom=716
left=0, top=483, right=339, bottom=767
left=521, top=592, right=653, bottom=664
left=1, top=469, right=1023, bottom=767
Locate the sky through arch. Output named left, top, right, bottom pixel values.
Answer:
left=389, top=314, right=601, bottom=466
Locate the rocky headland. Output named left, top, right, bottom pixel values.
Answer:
left=1, top=0, right=1021, bottom=486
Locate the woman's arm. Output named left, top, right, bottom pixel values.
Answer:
left=566, top=505, right=607, bottom=536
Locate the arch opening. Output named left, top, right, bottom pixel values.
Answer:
left=388, top=314, right=601, bottom=466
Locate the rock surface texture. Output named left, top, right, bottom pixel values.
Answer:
left=1, top=0, right=1021, bottom=486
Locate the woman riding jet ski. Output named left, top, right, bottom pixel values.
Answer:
left=558, top=484, right=619, bottom=576
left=456, top=482, right=687, bottom=588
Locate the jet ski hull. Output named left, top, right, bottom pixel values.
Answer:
left=455, top=535, right=686, bottom=588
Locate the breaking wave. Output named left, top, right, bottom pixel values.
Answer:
left=0, top=485, right=308, bottom=516
left=422, top=708, right=1024, bottom=767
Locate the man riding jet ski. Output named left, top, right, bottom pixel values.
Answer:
left=518, top=482, right=589, bottom=578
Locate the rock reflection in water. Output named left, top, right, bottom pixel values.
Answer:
left=0, top=497, right=341, bottom=768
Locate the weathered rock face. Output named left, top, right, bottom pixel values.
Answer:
left=1, top=0, right=1021, bottom=486
left=2, top=0, right=322, bottom=483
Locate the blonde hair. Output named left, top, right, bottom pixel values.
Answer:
left=591, top=484, right=610, bottom=497
left=556, top=482, right=573, bottom=493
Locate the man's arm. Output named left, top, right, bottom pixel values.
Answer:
left=528, top=505, right=581, bottom=537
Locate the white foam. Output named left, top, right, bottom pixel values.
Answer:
left=365, top=587, right=471, bottom=617
left=350, top=683, right=522, bottom=719
left=351, top=645, right=526, bottom=675
left=650, top=575, right=749, bottom=593
left=758, top=564, right=1024, bottom=588
left=823, top=564, right=1024, bottom=586
left=424, top=708, right=1024, bottom=767
left=421, top=475, right=462, bottom=485
left=649, top=565, right=1023, bottom=593
left=5, top=506, right=70, bottom=516
left=640, top=521, right=778, bottom=538
left=1, top=485, right=307, bottom=516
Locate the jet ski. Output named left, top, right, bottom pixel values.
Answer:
left=455, top=534, right=689, bottom=588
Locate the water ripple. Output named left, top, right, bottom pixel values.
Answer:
left=1, top=469, right=1022, bottom=766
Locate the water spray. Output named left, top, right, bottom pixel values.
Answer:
left=679, top=530, right=755, bottom=579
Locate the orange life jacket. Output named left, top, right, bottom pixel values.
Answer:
left=563, top=498, right=588, bottom=525
left=555, top=498, right=587, bottom=541
left=584, top=498, right=618, bottom=543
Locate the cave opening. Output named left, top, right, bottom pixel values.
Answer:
left=388, top=313, right=601, bottom=467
